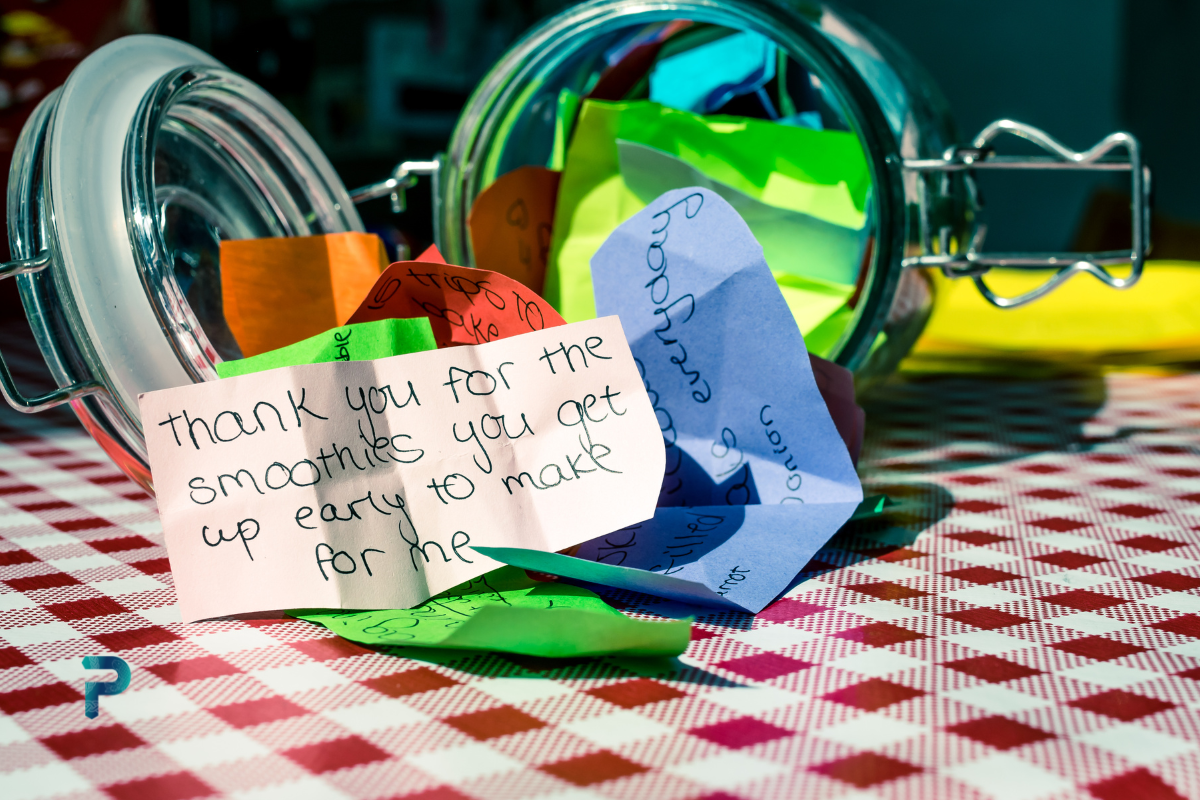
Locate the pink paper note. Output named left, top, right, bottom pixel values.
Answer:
left=140, top=317, right=664, bottom=622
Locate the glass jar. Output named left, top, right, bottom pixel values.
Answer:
left=3, top=37, right=360, bottom=490
left=0, top=1, right=1148, bottom=493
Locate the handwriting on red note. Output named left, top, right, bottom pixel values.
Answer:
left=346, top=253, right=566, bottom=348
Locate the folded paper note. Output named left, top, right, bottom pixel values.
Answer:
left=140, top=316, right=664, bottom=622
left=618, top=140, right=865, bottom=288
left=595, top=188, right=862, bottom=510
left=295, top=567, right=689, bottom=657
left=216, top=318, right=437, bottom=379
left=476, top=504, right=844, bottom=612
left=549, top=89, right=583, bottom=171
left=484, top=188, right=862, bottom=613
left=347, top=255, right=566, bottom=348
left=467, top=166, right=561, bottom=294
left=244, top=313, right=686, bottom=658
left=221, top=232, right=389, bottom=357
left=415, top=244, right=445, bottom=263
left=478, top=495, right=890, bottom=612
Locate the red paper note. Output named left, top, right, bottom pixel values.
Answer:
left=415, top=244, right=445, bottom=263
left=347, top=249, right=566, bottom=347
left=809, top=353, right=865, bottom=465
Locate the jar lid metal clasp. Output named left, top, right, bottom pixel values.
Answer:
left=900, top=119, right=1150, bottom=308
left=0, top=250, right=103, bottom=412
left=349, top=160, right=440, bottom=213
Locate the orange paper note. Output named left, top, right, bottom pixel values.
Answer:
left=467, top=166, right=561, bottom=294
left=221, top=232, right=388, bottom=357
left=347, top=252, right=566, bottom=347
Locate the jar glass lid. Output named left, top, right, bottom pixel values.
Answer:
left=11, top=35, right=362, bottom=490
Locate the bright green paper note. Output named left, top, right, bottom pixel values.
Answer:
left=545, top=99, right=869, bottom=323
left=294, top=567, right=690, bottom=658
left=549, top=88, right=583, bottom=171
left=216, top=317, right=437, bottom=378
left=619, top=140, right=866, bottom=287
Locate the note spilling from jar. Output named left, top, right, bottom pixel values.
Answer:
left=479, top=187, right=864, bottom=613
left=139, top=317, right=664, bottom=622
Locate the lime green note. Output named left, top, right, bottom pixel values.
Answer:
left=548, top=88, right=582, bottom=171
left=620, top=141, right=865, bottom=288
left=293, top=567, right=691, bottom=658
left=216, top=318, right=437, bottom=378
left=545, top=99, right=869, bottom=323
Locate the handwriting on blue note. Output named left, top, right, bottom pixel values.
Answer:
left=594, top=187, right=861, bottom=510
left=481, top=188, right=863, bottom=613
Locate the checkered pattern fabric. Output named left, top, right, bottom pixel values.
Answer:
left=3, top=320, right=1200, bottom=799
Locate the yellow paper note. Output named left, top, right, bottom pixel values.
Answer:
left=913, top=262, right=1200, bottom=365
left=221, top=233, right=388, bottom=357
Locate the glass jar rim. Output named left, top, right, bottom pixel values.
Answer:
left=124, top=63, right=364, bottom=384
left=439, top=0, right=908, bottom=370
left=8, top=36, right=361, bottom=492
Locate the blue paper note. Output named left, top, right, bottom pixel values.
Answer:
left=482, top=188, right=863, bottom=613
left=650, top=32, right=777, bottom=115
left=597, top=187, right=862, bottom=510
left=476, top=503, right=850, bottom=612
left=476, top=497, right=886, bottom=612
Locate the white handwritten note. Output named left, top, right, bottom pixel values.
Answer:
left=139, top=317, right=664, bottom=622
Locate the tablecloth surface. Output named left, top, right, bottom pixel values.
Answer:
left=3, top=325, right=1200, bottom=800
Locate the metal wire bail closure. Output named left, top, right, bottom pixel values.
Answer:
left=0, top=251, right=102, bottom=412
left=350, top=160, right=440, bottom=214
left=901, top=119, right=1151, bottom=308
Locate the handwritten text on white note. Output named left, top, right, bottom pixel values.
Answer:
left=140, top=317, right=665, bottom=622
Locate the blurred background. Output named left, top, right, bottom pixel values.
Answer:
left=1, top=0, right=1197, bottom=309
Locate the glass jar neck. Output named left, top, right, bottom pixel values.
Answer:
left=440, top=0, right=930, bottom=370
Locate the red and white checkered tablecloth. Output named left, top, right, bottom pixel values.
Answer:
left=3, top=321, right=1200, bottom=800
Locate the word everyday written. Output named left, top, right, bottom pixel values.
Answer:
left=478, top=188, right=863, bottom=614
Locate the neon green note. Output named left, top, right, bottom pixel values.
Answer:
left=545, top=99, right=868, bottom=326
left=215, top=318, right=437, bottom=378
left=801, top=303, right=857, bottom=358
left=548, top=89, right=582, bottom=171
left=293, top=567, right=691, bottom=658
left=619, top=141, right=867, bottom=287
